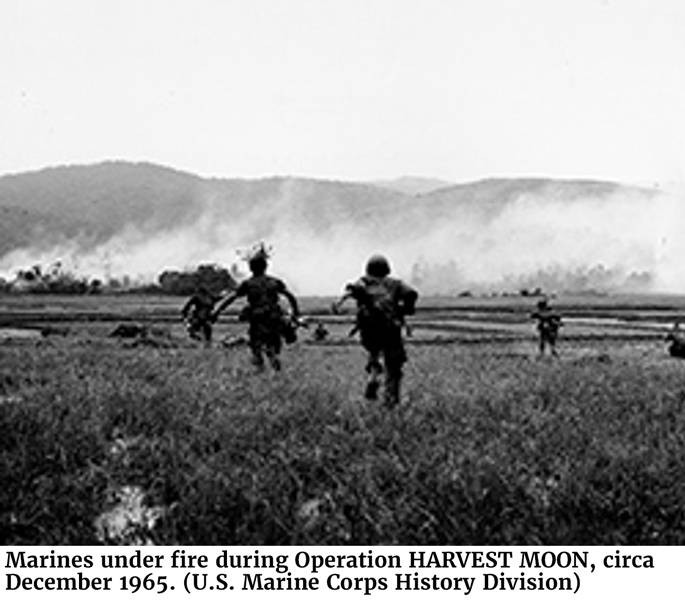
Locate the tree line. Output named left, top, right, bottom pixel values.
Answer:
left=0, top=262, right=237, bottom=295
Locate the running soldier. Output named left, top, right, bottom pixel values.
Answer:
left=531, top=298, right=563, bottom=356
left=333, top=255, right=418, bottom=407
left=212, top=247, right=300, bottom=371
left=181, top=286, right=217, bottom=346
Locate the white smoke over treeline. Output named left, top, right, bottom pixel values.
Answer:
left=406, top=187, right=683, bottom=295
left=1, top=182, right=683, bottom=296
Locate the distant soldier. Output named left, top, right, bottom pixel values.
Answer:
left=181, top=286, right=217, bottom=346
left=333, top=254, right=418, bottom=407
left=531, top=298, right=562, bottom=356
left=665, top=321, right=685, bottom=358
left=212, top=247, right=300, bottom=371
left=312, top=322, right=329, bottom=342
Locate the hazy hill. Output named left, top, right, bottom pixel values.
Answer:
left=0, top=161, right=643, bottom=248
left=0, top=162, right=422, bottom=245
left=0, top=205, right=89, bottom=256
left=0, top=161, right=665, bottom=294
left=371, top=176, right=454, bottom=196
left=417, top=177, right=625, bottom=218
left=0, top=162, right=205, bottom=242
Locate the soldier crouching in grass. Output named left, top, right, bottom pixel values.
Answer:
left=181, top=285, right=218, bottom=347
left=333, top=254, right=418, bottom=407
left=212, top=246, right=300, bottom=372
left=531, top=297, right=563, bottom=357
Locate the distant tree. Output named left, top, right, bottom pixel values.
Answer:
left=158, top=264, right=236, bottom=295
left=88, top=279, right=103, bottom=295
left=12, top=261, right=99, bottom=294
left=158, top=270, right=184, bottom=293
left=18, top=265, right=42, bottom=282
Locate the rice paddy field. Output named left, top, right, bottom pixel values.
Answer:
left=2, top=292, right=685, bottom=545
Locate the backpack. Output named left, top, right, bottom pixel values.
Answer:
left=349, top=277, right=403, bottom=333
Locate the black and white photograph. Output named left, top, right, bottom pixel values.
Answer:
left=1, top=0, right=685, bottom=551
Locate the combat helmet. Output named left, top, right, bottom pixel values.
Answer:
left=366, top=254, right=391, bottom=278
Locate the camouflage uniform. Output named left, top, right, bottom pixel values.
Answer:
left=531, top=299, right=562, bottom=356
left=181, top=288, right=216, bottom=345
left=214, top=256, right=299, bottom=371
left=337, top=255, right=418, bottom=406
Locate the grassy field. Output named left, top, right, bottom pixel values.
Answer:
left=2, top=293, right=685, bottom=545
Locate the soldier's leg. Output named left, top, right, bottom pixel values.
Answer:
left=202, top=322, right=213, bottom=347
left=360, top=327, right=383, bottom=400
left=384, top=364, right=403, bottom=407
left=364, top=352, right=382, bottom=400
left=383, top=340, right=407, bottom=407
left=248, top=322, right=265, bottom=370
left=264, top=347, right=281, bottom=371
left=188, top=320, right=201, bottom=341
left=265, top=333, right=282, bottom=371
left=549, top=331, right=559, bottom=357
left=250, top=344, right=265, bottom=369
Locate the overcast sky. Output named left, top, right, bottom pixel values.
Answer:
left=1, top=0, right=684, bottom=184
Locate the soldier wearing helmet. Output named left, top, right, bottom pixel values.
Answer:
left=213, top=245, right=300, bottom=371
left=333, top=254, right=418, bottom=407
left=530, top=297, right=563, bottom=356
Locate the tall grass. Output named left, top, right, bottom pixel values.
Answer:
left=2, top=337, right=685, bottom=545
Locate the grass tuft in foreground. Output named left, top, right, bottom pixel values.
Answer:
left=2, top=340, right=685, bottom=545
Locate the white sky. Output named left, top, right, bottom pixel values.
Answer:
left=1, top=0, right=684, bottom=184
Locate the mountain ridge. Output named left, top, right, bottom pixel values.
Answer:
left=0, top=161, right=666, bottom=294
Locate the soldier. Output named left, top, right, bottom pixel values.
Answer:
left=212, top=247, right=300, bottom=371
left=312, top=322, right=329, bottom=342
left=181, top=286, right=217, bottom=346
left=333, top=254, right=418, bottom=407
left=531, top=297, right=563, bottom=356
left=666, top=320, right=685, bottom=358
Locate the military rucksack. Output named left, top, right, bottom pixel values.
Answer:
left=349, top=277, right=404, bottom=333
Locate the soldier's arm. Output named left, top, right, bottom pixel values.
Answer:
left=331, top=290, right=352, bottom=314
left=398, top=281, right=418, bottom=315
left=181, top=297, right=195, bottom=319
left=332, top=281, right=369, bottom=313
left=281, top=288, right=300, bottom=319
left=212, top=291, right=239, bottom=319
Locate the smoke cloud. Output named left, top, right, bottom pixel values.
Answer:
left=1, top=182, right=682, bottom=296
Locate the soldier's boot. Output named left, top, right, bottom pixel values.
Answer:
left=251, top=350, right=265, bottom=372
left=364, top=356, right=382, bottom=400
left=384, top=368, right=403, bottom=408
left=365, top=374, right=380, bottom=400
left=267, top=350, right=282, bottom=372
left=203, top=324, right=213, bottom=348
